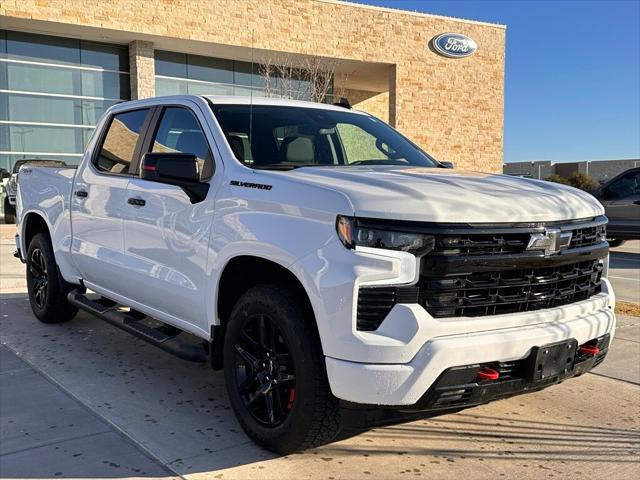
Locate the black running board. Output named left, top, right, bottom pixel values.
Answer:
left=67, top=290, right=207, bottom=363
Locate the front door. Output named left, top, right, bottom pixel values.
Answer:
left=122, top=105, right=215, bottom=334
left=70, top=108, right=151, bottom=296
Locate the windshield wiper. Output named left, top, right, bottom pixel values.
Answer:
left=251, top=163, right=337, bottom=171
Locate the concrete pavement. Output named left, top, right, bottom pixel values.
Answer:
left=1, top=224, right=639, bottom=479
left=0, top=345, right=175, bottom=478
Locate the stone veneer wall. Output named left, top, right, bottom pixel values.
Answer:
left=1, top=0, right=506, bottom=172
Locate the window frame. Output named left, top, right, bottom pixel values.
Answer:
left=134, top=104, right=215, bottom=180
left=90, top=106, right=153, bottom=177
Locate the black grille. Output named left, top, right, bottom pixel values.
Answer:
left=421, top=260, right=603, bottom=318
left=432, top=221, right=606, bottom=257
left=570, top=223, right=606, bottom=249
left=356, top=217, right=608, bottom=331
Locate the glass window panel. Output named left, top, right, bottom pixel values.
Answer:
left=0, top=94, right=118, bottom=126
left=151, top=107, right=212, bottom=179
left=187, top=54, right=233, bottom=83
left=4, top=93, right=81, bottom=124
left=0, top=124, right=7, bottom=154
left=96, top=109, right=149, bottom=174
left=80, top=41, right=128, bottom=71
left=155, top=50, right=187, bottom=78
left=0, top=30, right=6, bottom=55
left=7, top=62, right=79, bottom=95
left=233, top=85, right=267, bottom=97
left=234, top=61, right=266, bottom=89
left=186, top=80, right=234, bottom=96
left=155, top=77, right=188, bottom=96
left=6, top=30, right=80, bottom=65
left=81, top=99, right=121, bottom=125
left=0, top=61, right=7, bottom=90
left=81, top=70, right=129, bottom=99
left=4, top=124, right=84, bottom=154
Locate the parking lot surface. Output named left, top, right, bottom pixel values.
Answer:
left=1, top=225, right=639, bottom=479
left=609, top=240, right=640, bottom=303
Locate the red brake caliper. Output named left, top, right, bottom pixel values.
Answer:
left=287, top=388, right=296, bottom=410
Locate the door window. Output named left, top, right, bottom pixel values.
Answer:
left=95, top=109, right=149, bottom=174
left=150, top=107, right=213, bottom=179
left=606, top=171, right=640, bottom=199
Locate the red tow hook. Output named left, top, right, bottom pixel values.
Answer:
left=476, top=367, right=500, bottom=381
left=578, top=344, right=600, bottom=356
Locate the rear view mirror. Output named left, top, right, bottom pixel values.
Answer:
left=140, top=152, right=209, bottom=203
left=439, top=161, right=454, bottom=169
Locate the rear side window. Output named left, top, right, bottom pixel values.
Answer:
left=150, top=107, right=213, bottom=179
left=95, top=109, right=149, bottom=174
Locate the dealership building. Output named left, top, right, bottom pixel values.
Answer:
left=0, top=0, right=506, bottom=174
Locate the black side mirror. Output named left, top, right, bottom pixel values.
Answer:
left=140, top=152, right=209, bottom=203
left=439, top=161, right=454, bottom=169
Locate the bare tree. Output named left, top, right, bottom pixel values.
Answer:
left=259, top=54, right=336, bottom=103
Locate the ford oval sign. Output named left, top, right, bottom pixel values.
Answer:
left=432, top=33, right=477, bottom=58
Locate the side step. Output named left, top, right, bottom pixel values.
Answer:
left=67, top=290, right=207, bottom=363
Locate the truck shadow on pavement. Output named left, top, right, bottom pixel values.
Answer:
left=1, top=293, right=639, bottom=478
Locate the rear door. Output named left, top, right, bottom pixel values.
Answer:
left=601, top=170, right=640, bottom=238
left=70, top=108, right=151, bottom=295
left=121, top=103, right=215, bottom=334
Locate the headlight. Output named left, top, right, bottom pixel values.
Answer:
left=336, top=215, right=434, bottom=255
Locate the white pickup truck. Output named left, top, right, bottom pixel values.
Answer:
left=15, top=95, right=615, bottom=454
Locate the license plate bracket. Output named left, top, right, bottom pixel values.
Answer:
left=529, top=339, right=578, bottom=381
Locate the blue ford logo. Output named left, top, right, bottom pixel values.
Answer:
left=432, top=33, right=477, bottom=58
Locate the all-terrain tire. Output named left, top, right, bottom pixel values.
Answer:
left=26, top=232, right=78, bottom=323
left=223, top=283, right=341, bottom=454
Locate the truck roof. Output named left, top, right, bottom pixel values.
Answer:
left=109, top=95, right=367, bottom=115
left=202, top=95, right=366, bottom=114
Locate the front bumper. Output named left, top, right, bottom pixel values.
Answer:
left=325, top=279, right=616, bottom=406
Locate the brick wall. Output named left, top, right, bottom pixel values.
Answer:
left=1, top=0, right=506, bottom=172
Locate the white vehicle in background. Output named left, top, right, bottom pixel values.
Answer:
left=15, top=95, right=615, bottom=453
left=3, top=159, right=66, bottom=224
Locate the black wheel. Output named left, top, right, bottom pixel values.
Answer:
left=608, top=239, right=625, bottom=248
left=26, top=232, right=78, bottom=323
left=223, top=283, right=340, bottom=454
left=3, top=199, right=15, bottom=224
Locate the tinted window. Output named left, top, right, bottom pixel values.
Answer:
left=210, top=105, right=438, bottom=169
left=607, top=171, right=640, bottom=199
left=150, top=107, right=213, bottom=179
left=96, top=109, right=149, bottom=174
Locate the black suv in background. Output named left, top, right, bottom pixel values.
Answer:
left=594, top=167, right=640, bottom=247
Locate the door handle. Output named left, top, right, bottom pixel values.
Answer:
left=75, top=190, right=88, bottom=198
left=127, top=197, right=146, bottom=207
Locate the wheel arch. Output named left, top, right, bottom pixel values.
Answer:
left=212, top=255, right=319, bottom=369
left=22, top=211, right=51, bottom=250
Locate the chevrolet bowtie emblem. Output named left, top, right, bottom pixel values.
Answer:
left=526, top=228, right=573, bottom=255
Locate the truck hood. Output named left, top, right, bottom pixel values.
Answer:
left=284, top=166, right=603, bottom=223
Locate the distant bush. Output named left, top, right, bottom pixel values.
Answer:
left=546, top=172, right=598, bottom=192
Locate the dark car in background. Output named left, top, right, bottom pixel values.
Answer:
left=594, top=167, right=640, bottom=247
left=3, top=159, right=67, bottom=224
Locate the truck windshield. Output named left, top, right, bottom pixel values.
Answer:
left=210, top=104, right=439, bottom=170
